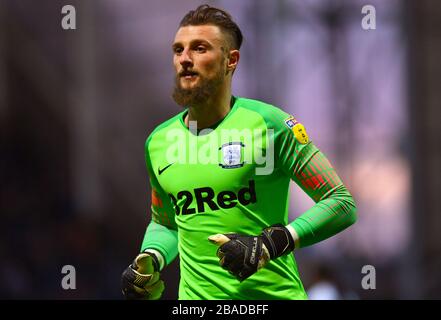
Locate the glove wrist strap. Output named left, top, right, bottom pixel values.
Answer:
left=147, top=251, right=160, bottom=272
left=261, top=224, right=295, bottom=259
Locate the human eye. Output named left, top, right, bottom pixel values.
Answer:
left=195, top=45, right=207, bottom=53
left=173, top=46, right=183, bottom=55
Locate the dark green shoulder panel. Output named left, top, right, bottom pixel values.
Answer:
left=144, top=111, right=186, bottom=150
left=235, top=97, right=293, bottom=133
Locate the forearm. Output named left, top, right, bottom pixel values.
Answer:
left=289, top=184, right=357, bottom=248
left=141, top=220, right=179, bottom=269
left=287, top=143, right=357, bottom=248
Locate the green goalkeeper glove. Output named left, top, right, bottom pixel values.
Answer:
left=121, top=252, right=164, bottom=300
left=208, top=224, right=295, bottom=282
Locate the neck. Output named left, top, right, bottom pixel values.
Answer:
left=185, top=83, right=232, bottom=129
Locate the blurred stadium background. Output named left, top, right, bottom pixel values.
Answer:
left=0, top=0, right=440, bottom=299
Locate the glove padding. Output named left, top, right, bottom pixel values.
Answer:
left=121, top=253, right=164, bottom=300
left=209, top=224, right=295, bottom=282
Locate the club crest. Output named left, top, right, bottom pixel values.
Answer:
left=219, top=142, right=245, bottom=169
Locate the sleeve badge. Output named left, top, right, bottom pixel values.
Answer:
left=284, top=116, right=309, bottom=144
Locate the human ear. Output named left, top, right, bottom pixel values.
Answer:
left=227, top=50, right=240, bottom=74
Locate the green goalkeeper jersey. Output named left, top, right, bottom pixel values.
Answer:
left=141, top=96, right=357, bottom=300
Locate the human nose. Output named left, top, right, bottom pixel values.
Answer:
left=178, top=48, right=193, bottom=68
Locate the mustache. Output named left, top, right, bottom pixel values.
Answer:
left=178, top=69, right=199, bottom=77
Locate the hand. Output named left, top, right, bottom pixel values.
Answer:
left=121, top=253, right=164, bottom=300
left=208, top=224, right=295, bottom=282
left=208, top=233, right=270, bottom=282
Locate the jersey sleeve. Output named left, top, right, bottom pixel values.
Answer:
left=275, top=115, right=357, bottom=248
left=140, top=136, right=179, bottom=266
left=145, top=140, right=178, bottom=230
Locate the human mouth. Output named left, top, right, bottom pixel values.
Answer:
left=180, top=70, right=198, bottom=80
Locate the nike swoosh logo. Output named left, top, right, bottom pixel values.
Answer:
left=158, top=163, right=174, bottom=175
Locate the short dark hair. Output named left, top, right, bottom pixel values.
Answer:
left=179, top=4, right=243, bottom=50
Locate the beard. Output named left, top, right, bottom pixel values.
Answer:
left=172, top=68, right=225, bottom=107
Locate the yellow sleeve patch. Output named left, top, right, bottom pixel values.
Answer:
left=284, top=116, right=309, bottom=144
left=293, top=123, right=309, bottom=144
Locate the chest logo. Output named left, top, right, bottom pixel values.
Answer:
left=158, top=163, right=174, bottom=175
left=219, top=142, right=245, bottom=169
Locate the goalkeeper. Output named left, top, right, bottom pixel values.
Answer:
left=121, top=4, right=357, bottom=300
